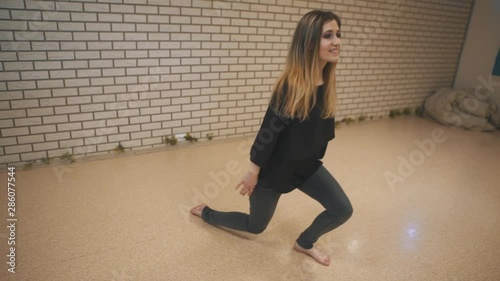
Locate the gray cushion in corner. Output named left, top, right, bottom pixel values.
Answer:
left=423, top=87, right=498, bottom=131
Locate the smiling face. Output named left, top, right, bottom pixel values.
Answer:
left=318, top=20, right=341, bottom=65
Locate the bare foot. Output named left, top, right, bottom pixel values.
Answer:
left=190, top=203, right=207, bottom=218
left=294, top=242, right=331, bottom=266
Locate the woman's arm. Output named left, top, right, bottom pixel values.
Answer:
left=249, top=105, right=290, bottom=168
left=237, top=119, right=279, bottom=197
left=248, top=161, right=261, bottom=175
left=237, top=86, right=289, bottom=196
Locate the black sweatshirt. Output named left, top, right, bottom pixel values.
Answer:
left=250, top=84, right=335, bottom=193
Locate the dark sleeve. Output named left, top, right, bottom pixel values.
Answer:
left=250, top=105, right=290, bottom=168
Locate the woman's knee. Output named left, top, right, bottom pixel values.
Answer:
left=245, top=213, right=270, bottom=234
left=247, top=224, right=267, bottom=234
left=343, top=202, right=353, bottom=221
left=327, top=202, right=353, bottom=222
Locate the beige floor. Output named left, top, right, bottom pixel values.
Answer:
left=0, top=116, right=499, bottom=281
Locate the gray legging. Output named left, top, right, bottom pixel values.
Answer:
left=201, top=165, right=353, bottom=249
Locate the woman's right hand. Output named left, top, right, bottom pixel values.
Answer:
left=235, top=163, right=260, bottom=196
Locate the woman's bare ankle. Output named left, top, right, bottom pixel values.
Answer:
left=293, top=241, right=331, bottom=266
left=189, top=203, right=207, bottom=218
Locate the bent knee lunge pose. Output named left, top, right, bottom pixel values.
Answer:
left=190, top=10, right=352, bottom=266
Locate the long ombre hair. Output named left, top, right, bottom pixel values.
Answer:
left=270, top=10, right=341, bottom=121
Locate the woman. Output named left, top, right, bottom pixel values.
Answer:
left=190, top=10, right=353, bottom=266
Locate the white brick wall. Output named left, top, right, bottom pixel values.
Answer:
left=0, top=0, right=473, bottom=166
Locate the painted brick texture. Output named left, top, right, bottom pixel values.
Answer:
left=0, top=0, right=473, bottom=166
